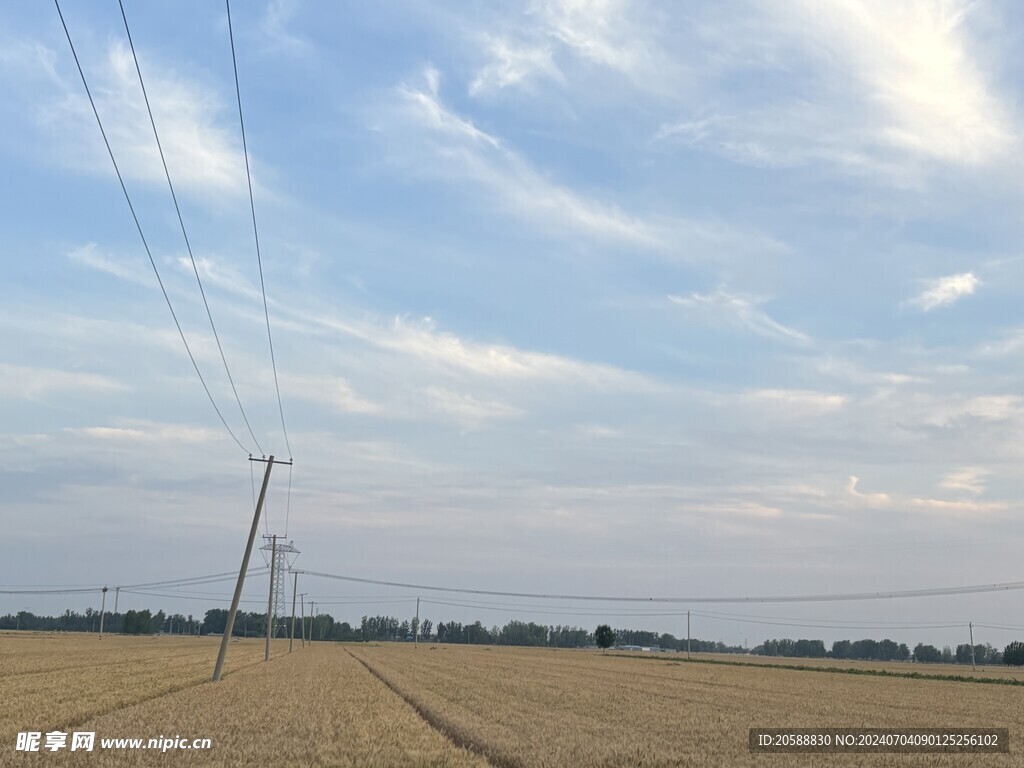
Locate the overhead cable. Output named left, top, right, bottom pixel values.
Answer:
left=54, top=0, right=250, bottom=455
left=117, top=0, right=265, bottom=457
left=296, top=569, right=1024, bottom=604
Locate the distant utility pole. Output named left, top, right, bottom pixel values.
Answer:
left=309, top=601, right=316, bottom=643
left=289, top=572, right=298, bottom=653
left=113, top=586, right=120, bottom=615
left=98, top=585, right=108, bottom=638
left=415, top=597, right=420, bottom=649
left=299, top=593, right=307, bottom=647
left=265, top=534, right=277, bottom=661
left=687, top=611, right=691, bottom=659
left=969, top=622, right=976, bottom=670
left=213, top=455, right=284, bottom=682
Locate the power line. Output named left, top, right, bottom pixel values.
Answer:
left=117, top=0, right=266, bottom=457
left=118, top=567, right=268, bottom=590
left=0, top=587, right=101, bottom=595
left=689, top=611, right=966, bottom=632
left=54, top=0, right=250, bottom=456
left=296, top=568, right=1024, bottom=604
left=691, top=608, right=969, bottom=628
left=284, top=461, right=293, bottom=538
left=225, top=0, right=291, bottom=460
left=416, top=599, right=969, bottom=629
left=118, top=588, right=268, bottom=605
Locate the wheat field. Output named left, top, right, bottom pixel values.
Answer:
left=3, top=633, right=1023, bottom=766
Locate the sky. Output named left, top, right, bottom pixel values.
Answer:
left=3, top=0, right=1024, bottom=648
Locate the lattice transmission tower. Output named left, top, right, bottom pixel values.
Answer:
left=261, top=537, right=299, bottom=638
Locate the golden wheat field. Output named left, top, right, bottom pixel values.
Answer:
left=3, top=633, right=1023, bottom=767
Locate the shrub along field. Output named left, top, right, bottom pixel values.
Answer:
left=3, top=632, right=1022, bottom=766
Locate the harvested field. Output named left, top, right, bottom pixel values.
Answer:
left=3, top=634, right=1023, bottom=766
left=349, top=643, right=1024, bottom=767
left=663, top=650, right=1024, bottom=681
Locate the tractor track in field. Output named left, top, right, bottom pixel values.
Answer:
left=43, top=654, right=275, bottom=738
left=345, top=648, right=522, bottom=768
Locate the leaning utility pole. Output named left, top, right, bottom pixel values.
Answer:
left=113, top=586, right=120, bottom=614
left=265, top=534, right=277, bottom=661
left=687, top=611, right=691, bottom=659
left=213, top=455, right=280, bottom=682
left=98, top=585, right=108, bottom=638
left=969, top=622, right=976, bottom=670
left=289, top=571, right=298, bottom=653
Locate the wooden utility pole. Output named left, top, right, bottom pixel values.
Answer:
left=415, top=597, right=420, bottom=649
left=687, top=611, right=691, bottom=659
left=289, top=571, right=298, bottom=653
left=310, top=601, right=316, bottom=642
left=299, top=593, right=306, bottom=647
left=970, top=622, right=976, bottom=670
left=213, top=455, right=278, bottom=682
left=98, top=585, right=108, bottom=638
left=265, top=534, right=277, bottom=661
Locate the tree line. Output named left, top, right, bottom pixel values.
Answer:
left=1, top=609, right=198, bottom=635
left=753, top=637, right=1023, bottom=666
left=5, top=608, right=1022, bottom=665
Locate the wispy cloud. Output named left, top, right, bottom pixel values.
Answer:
left=941, top=467, right=990, bottom=495
left=668, top=289, right=809, bottom=344
left=260, top=0, right=312, bottom=57
left=425, top=386, right=524, bottom=428
left=304, top=311, right=653, bottom=391
left=847, top=474, right=1005, bottom=516
left=69, top=243, right=154, bottom=287
left=378, top=67, right=780, bottom=259
left=742, top=388, right=846, bottom=413
left=0, top=364, right=126, bottom=400
left=280, top=373, right=382, bottom=415
left=44, top=40, right=249, bottom=195
left=655, top=0, right=1015, bottom=180
left=66, top=421, right=221, bottom=445
left=469, top=34, right=563, bottom=95
left=392, top=67, right=663, bottom=248
left=977, top=327, right=1024, bottom=357
left=909, top=272, right=980, bottom=311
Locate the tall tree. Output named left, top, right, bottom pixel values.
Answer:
left=595, top=624, right=615, bottom=652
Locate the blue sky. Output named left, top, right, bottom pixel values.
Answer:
left=3, top=0, right=1024, bottom=645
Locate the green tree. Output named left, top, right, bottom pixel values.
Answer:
left=1004, top=641, right=1024, bottom=666
left=595, top=624, right=616, bottom=652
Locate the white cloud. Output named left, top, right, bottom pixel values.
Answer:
left=656, top=1, right=1015, bottom=179
left=941, top=467, right=990, bottom=495
left=280, top=373, right=382, bottom=415
left=0, top=364, right=126, bottom=400
left=68, top=243, right=154, bottom=287
left=425, top=387, right=524, bottom=428
left=261, top=0, right=312, bottom=57
left=668, top=290, right=809, bottom=344
left=743, top=388, right=846, bottom=413
left=847, top=474, right=1006, bottom=516
left=469, top=35, right=563, bottom=95
left=45, top=40, right=249, bottom=195
left=976, top=327, right=1024, bottom=357
left=381, top=68, right=781, bottom=259
left=393, top=68, right=662, bottom=247
left=66, top=422, right=221, bottom=445
left=919, top=394, right=1020, bottom=427
left=909, top=272, right=979, bottom=311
